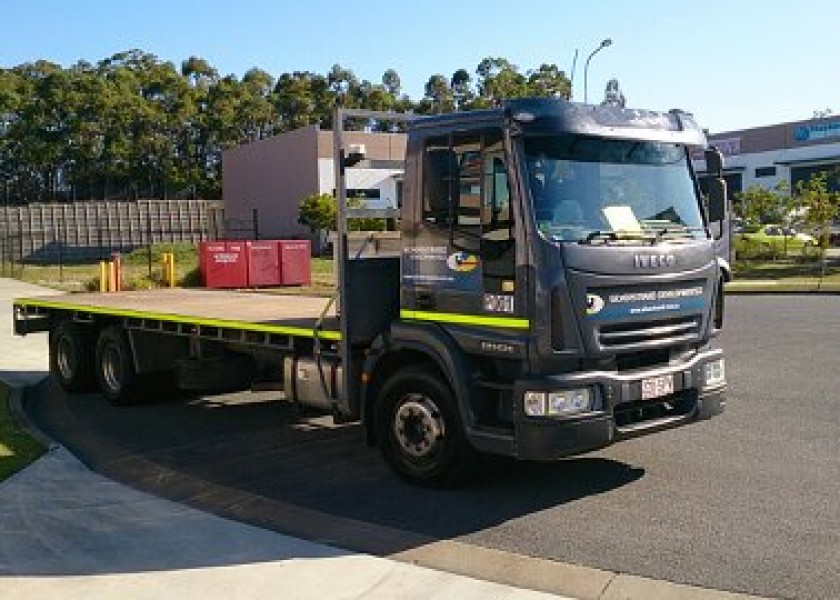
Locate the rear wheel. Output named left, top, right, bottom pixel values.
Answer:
left=376, top=366, right=473, bottom=486
left=49, top=321, right=96, bottom=392
left=95, top=326, right=144, bottom=406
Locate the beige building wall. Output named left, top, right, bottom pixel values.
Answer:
left=222, top=125, right=319, bottom=240
left=223, top=126, right=407, bottom=246
left=316, top=130, right=406, bottom=160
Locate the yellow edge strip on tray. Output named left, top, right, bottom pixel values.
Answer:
left=400, top=309, right=530, bottom=330
left=14, top=297, right=341, bottom=341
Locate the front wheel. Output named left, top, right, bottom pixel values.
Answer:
left=376, top=366, right=473, bottom=486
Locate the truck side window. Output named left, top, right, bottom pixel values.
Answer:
left=452, top=137, right=482, bottom=235
left=481, top=138, right=515, bottom=281
left=423, top=134, right=484, bottom=234
left=483, top=150, right=512, bottom=238
left=423, top=136, right=454, bottom=227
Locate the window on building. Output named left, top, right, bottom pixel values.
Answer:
left=347, top=188, right=381, bottom=199
left=723, top=173, right=743, bottom=197
left=791, top=164, right=840, bottom=193
left=755, top=166, right=776, bottom=178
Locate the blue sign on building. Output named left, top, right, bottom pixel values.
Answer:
left=794, top=122, right=840, bottom=142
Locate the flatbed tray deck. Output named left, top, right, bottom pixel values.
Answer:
left=14, top=289, right=340, bottom=343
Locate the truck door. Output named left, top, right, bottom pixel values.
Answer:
left=406, top=130, right=523, bottom=323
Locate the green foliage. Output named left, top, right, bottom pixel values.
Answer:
left=297, top=193, right=386, bottom=233
left=736, top=181, right=794, bottom=226
left=795, top=170, right=840, bottom=251
left=0, top=383, right=44, bottom=481
left=1, top=53, right=572, bottom=205
left=179, top=267, right=203, bottom=287
left=122, top=241, right=197, bottom=265
left=736, top=181, right=800, bottom=258
left=298, top=193, right=337, bottom=232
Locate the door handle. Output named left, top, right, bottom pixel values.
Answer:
left=416, top=291, right=434, bottom=309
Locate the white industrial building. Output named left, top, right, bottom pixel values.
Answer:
left=693, top=116, right=840, bottom=199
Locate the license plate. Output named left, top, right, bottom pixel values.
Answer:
left=641, top=374, right=674, bottom=400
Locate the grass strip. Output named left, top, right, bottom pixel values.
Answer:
left=0, top=382, right=44, bottom=482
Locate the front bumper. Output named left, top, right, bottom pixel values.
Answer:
left=512, top=348, right=726, bottom=460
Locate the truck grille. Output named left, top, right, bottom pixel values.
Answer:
left=598, top=315, right=700, bottom=350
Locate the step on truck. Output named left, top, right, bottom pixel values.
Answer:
left=14, top=98, right=730, bottom=485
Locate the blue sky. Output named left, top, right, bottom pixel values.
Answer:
left=2, top=0, right=838, bottom=133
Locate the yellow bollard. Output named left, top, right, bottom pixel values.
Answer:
left=168, top=252, right=176, bottom=287
left=99, top=261, right=108, bottom=292
left=108, top=261, right=117, bottom=292
left=160, top=252, right=176, bottom=287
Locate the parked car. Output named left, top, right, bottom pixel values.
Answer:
left=828, top=221, right=840, bottom=247
left=734, top=224, right=817, bottom=256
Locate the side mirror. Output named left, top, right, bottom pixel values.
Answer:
left=705, top=148, right=724, bottom=177
left=707, top=177, right=727, bottom=223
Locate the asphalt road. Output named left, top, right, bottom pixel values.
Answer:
left=26, top=296, right=840, bottom=600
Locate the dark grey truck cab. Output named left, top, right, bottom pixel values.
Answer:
left=369, top=98, right=729, bottom=482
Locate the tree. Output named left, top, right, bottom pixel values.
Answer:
left=450, top=68, right=473, bottom=110
left=298, top=193, right=386, bottom=234
left=298, top=192, right=337, bottom=233
left=0, top=50, right=585, bottom=205
left=737, top=182, right=791, bottom=226
left=422, top=74, right=454, bottom=114
left=527, top=63, right=571, bottom=99
left=181, top=56, right=218, bottom=86
left=796, top=170, right=840, bottom=254
left=328, top=64, right=358, bottom=107
left=474, top=57, right=527, bottom=107
left=381, top=69, right=401, bottom=97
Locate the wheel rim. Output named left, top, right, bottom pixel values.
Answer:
left=393, top=393, right=445, bottom=459
left=56, top=335, right=75, bottom=380
left=101, top=343, right=124, bottom=393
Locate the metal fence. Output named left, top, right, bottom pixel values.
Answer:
left=0, top=200, right=224, bottom=267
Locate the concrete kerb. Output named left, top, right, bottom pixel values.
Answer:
left=725, top=282, right=840, bottom=294
left=395, top=541, right=773, bottom=600
left=4, top=379, right=59, bottom=451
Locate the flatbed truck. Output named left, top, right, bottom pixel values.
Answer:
left=14, top=98, right=730, bottom=485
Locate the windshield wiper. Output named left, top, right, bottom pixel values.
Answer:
left=580, top=230, right=655, bottom=245
left=580, top=230, right=618, bottom=244
left=654, top=226, right=707, bottom=241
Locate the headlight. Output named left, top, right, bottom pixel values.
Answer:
left=547, top=389, right=592, bottom=415
left=704, top=359, right=726, bottom=388
left=524, top=388, right=592, bottom=417
left=523, top=391, right=547, bottom=416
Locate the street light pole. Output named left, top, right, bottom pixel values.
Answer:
left=583, top=38, right=612, bottom=104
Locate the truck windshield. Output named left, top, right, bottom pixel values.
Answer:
left=524, top=135, right=706, bottom=244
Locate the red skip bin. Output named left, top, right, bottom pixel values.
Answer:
left=246, top=240, right=281, bottom=287
left=199, top=241, right=248, bottom=288
left=278, top=240, right=311, bottom=286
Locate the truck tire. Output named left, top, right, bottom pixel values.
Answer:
left=376, top=365, right=473, bottom=486
left=49, top=321, right=96, bottom=392
left=95, top=326, right=145, bottom=406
